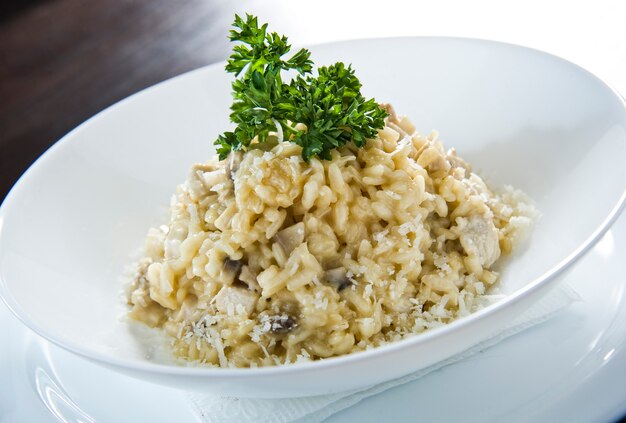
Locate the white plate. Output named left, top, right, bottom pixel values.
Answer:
left=1, top=37, right=625, bottom=397
left=1, top=210, right=625, bottom=422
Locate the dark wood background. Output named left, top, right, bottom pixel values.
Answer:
left=0, top=0, right=244, bottom=202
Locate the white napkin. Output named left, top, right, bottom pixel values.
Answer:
left=187, top=284, right=579, bottom=423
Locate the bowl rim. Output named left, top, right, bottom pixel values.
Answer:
left=1, top=35, right=625, bottom=378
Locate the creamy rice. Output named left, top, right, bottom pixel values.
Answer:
left=128, top=106, right=535, bottom=367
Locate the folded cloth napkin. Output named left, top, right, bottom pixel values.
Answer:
left=188, top=284, right=579, bottom=423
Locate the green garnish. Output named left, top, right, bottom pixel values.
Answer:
left=215, top=14, right=388, bottom=161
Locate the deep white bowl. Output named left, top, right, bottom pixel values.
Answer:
left=1, top=37, right=625, bottom=398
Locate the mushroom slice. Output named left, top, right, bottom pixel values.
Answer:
left=274, top=222, right=305, bottom=256
left=222, top=257, right=243, bottom=285
left=324, top=267, right=351, bottom=291
left=238, top=265, right=261, bottom=292
left=264, top=314, right=298, bottom=335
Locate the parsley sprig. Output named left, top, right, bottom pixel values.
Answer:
left=215, top=14, right=388, bottom=161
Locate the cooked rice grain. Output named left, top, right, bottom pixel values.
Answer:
left=128, top=108, right=535, bottom=367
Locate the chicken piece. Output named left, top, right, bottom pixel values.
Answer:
left=186, top=163, right=219, bottom=200
left=214, top=286, right=258, bottom=316
left=456, top=214, right=501, bottom=268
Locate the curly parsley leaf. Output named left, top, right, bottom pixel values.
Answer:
left=215, top=14, right=387, bottom=161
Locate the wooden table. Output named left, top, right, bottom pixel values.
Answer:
left=0, top=0, right=244, bottom=201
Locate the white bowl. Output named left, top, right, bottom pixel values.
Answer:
left=1, top=37, right=625, bottom=398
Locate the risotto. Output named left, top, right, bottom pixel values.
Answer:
left=127, top=105, right=535, bottom=367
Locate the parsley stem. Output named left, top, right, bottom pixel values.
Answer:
left=272, top=118, right=284, bottom=143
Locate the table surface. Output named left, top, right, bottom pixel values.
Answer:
left=1, top=1, right=625, bottom=422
